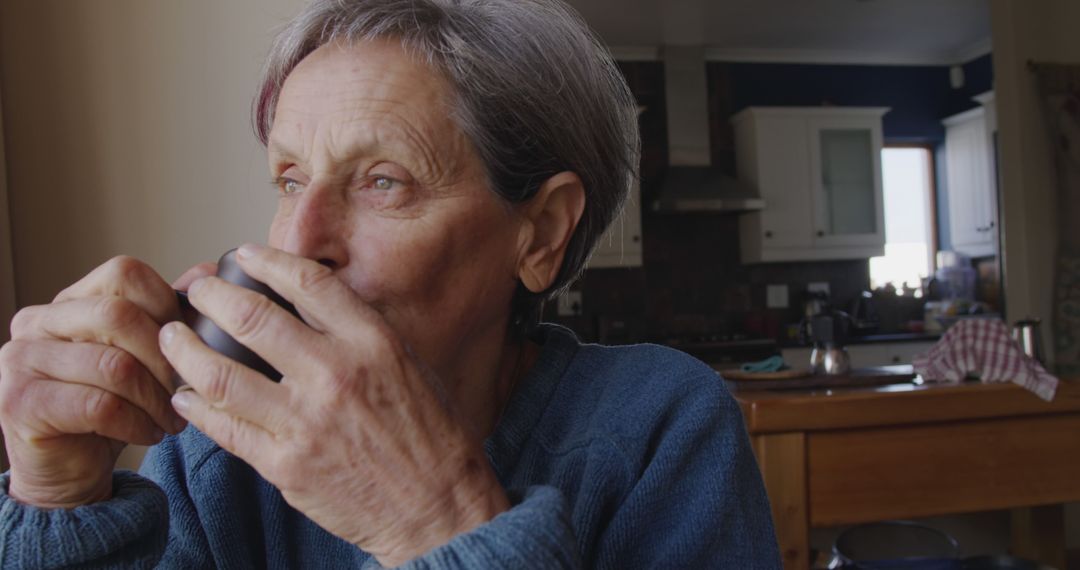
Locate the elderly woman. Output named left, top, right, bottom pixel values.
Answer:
left=0, top=0, right=778, bottom=567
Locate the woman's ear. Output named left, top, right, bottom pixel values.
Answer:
left=516, top=171, right=586, bottom=293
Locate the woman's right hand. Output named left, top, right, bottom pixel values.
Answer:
left=0, top=256, right=216, bottom=509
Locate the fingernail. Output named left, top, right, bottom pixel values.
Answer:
left=172, top=391, right=193, bottom=413
left=237, top=243, right=265, bottom=260
left=160, top=322, right=178, bottom=347
left=187, top=277, right=206, bottom=297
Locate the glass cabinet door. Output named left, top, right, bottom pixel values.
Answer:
left=808, top=120, right=886, bottom=247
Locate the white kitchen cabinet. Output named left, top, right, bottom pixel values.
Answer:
left=588, top=177, right=642, bottom=268
left=733, top=107, right=888, bottom=263
left=943, top=94, right=998, bottom=258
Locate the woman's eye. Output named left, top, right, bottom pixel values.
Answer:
left=372, top=176, right=395, bottom=191
left=281, top=179, right=303, bottom=195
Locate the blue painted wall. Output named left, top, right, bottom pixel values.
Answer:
left=719, top=53, right=993, bottom=145
left=949, top=54, right=995, bottom=116
left=726, top=63, right=952, bottom=143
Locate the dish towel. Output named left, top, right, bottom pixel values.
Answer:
left=740, top=355, right=787, bottom=373
left=912, top=319, right=1059, bottom=401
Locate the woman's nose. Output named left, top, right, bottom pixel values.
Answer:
left=280, top=184, right=349, bottom=270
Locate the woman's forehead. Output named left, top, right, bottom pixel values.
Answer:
left=277, top=41, right=450, bottom=126
left=269, top=41, right=464, bottom=170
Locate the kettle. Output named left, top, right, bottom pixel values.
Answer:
left=849, top=290, right=880, bottom=335
left=1011, top=318, right=1045, bottom=364
left=803, top=290, right=830, bottom=320
left=807, top=311, right=852, bottom=376
left=798, top=290, right=831, bottom=348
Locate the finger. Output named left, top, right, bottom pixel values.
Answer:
left=160, top=321, right=289, bottom=433
left=173, top=263, right=218, bottom=326
left=184, top=275, right=329, bottom=379
left=172, top=262, right=218, bottom=291
left=11, top=297, right=175, bottom=393
left=233, top=244, right=382, bottom=340
left=171, top=388, right=275, bottom=466
left=54, top=256, right=179, bottom=324
left=3, top=339, right=185, bottom=435
left=18, top=376, right=167, bottom=446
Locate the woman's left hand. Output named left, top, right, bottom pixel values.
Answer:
left=160, top=244, right=510, bottom=566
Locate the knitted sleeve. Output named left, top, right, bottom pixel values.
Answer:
left=0, top=471, right=168, bottom=569
left=138, top=435, right=217, bottom=568
left=381, top=486, right=580, bottom=569
left=586, top=375, right=782, bottom=568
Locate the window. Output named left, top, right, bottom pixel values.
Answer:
left=869, top=147, right=936, bottom=294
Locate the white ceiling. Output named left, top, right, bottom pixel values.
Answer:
left=564, top=0, right=992, bottom=65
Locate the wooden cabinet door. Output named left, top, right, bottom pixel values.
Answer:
left=735, top=107, right=889, bottom=262
left=806, top=117, right=886, bottom=249
left=753, top=115, right=815, bottom=249
left=945, top=109, right=996, bottom=257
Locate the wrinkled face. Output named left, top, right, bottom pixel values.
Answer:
left=266, top=40, right=523, bottom=379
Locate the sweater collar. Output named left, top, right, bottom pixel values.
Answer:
left=483, top=323, right=579, bottom=483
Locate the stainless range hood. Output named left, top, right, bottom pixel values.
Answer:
left=651, top=46, right=764, bottom=213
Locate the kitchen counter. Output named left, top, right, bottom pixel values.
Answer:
left=846, top=331, right=941, bottom=344
left=737, top=378, right=1080, bottom=569
left=780, top=339, right=938, bottom=369
left=777, top=331, right=940, bottom=349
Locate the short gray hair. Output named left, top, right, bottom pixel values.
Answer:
left=253, top=0, right=640, bottom=335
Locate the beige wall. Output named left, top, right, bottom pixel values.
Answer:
left=0, top=87, right=12, bottom=472
left=0, top=1, right=304, bottom=310
left=991, top=0, right=1080, bottom=550
left=0, top=0, right=306, bottom=469
left=0, top=89, right=15, bottom=346
left=992, top=0, right=1080, bottom=363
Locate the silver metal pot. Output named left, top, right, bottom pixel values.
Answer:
left=1011, top=318, right=1044, bottom=364
left=810, top=345, right=851, bottom=376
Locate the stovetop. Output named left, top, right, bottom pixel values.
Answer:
left=663, top=334, right=776, bottom=347
left=658, top=334, right=779, bottom=365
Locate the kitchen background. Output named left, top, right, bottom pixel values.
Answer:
left=543, top=54, right=996, bottom=348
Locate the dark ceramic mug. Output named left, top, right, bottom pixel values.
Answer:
left=175, top=248, right=300, bottom=382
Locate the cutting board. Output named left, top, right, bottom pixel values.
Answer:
left=720, top=368, right=810, bottom=381
left=720, top=365, right=917, bottom=391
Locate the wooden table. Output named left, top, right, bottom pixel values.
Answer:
left=736, top=377, right=1080, bottom=569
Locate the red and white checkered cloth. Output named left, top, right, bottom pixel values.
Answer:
left=912, top=318, right=1059, bottom=401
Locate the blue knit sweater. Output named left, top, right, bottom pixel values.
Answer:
left=0, top=324, right=780, bottom=568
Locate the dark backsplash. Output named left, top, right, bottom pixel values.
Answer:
left=545, top=213, right=870, bottom=344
